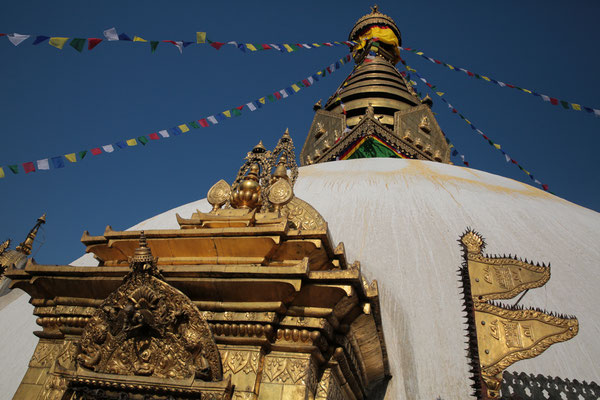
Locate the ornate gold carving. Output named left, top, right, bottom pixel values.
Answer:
left=263, top=356, right=312, bottom=385
left=77, top=234, right=222, bottom=381
left=461, top=230, right=484, bottom=254
left=208, top=180, right=232, bottom=212
left=268, top=179, right=293, bottom=211
left=30, top=341, right=61, bottom=368
left=40, top=375, right=67, bottom=400
left=281, top=198, right=327, bottom=230
left=315, top=122, right=326, bottom=139
left=221, top=350, right=260, bottom=375
left=231, top=164, right=262, bottom=210
left=419, top=115, right=431, bottom=133
left=475, top=301, right=578, bottom=376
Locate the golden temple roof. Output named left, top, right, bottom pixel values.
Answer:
left=348, top=5, right=401, bottom=44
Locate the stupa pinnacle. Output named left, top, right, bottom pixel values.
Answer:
left=300, top=6, right=451, bottom=165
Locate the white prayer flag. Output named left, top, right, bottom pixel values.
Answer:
left=246, top=102, right=257, bottom=111
left=541, top=94, right=550, bottom=102
left=504, top=154, right=511, bottom=162
left=37, top=159, right=50, bottom=170
left=102, top=144, right=114, bottom=153
left=307, top=76, right=314, bottom=85
left=497, top=81, right=506, bottom=87
left=227, top=41, right=238, bottom=46
left=8, top=33, right=30, bottom=46
left=207, top=116, right=218, bottom=125
left=158, top=130, right=169, bottom=138
left=534, top=179, right=541, bottom=185
left=279, top=89, right=288, bottom=99
left=594, top=109, right=600, bottom=117
left=270, top=44, right=281, bottom=51
left=103, top=27, right=119, bottom=41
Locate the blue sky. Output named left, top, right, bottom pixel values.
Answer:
left=1, top=1, right=599, bottom=264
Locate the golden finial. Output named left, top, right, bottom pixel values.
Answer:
left=281, top=128, right=291, bottom=143
left=231, top=164, right=262, bottom=210
left=273, top=155, right=289, bottom=180
left=313, top=100, right=322, bottom=111
left=15, top=214, right=46, bottom=255
left=371, top=4, right=378, bottom=14
left=131, top=231, right=154, bottom=264
left=252, top=141, right=267, bottom=154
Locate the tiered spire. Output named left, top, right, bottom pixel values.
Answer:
left=300, top=6, right=452, bottom=166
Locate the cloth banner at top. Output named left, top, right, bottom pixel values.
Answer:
left=353, top=26, right=399, bottom=57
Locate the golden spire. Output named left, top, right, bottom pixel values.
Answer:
left=273, top=155, right=289, bottom=180
left=252, top=141, right=267, bottom=154
left=131, top=231, right=154, bottom=264
left=15, top=214, right=46, bottom=255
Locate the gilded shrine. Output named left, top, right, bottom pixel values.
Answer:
left=5, top=131, right=389, bottom=400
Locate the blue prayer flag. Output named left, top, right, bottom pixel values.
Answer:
left=118, top=33, right=132, bottom=41
left=51, top=156, right=65, bottom=169
left=170, top=127, right=181, bottom=136
left=33, top=36, right=50, bottom=45
left=451, top=149, right=458, bottom=156
left=285, top=87, right=294, bottom=95
left=215, top=113, right=226, bottom=122
left=182, top=41, right=194, bottom=47
left=116, top=141, right=127, bottom=149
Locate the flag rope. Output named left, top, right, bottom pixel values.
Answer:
left=0, top=54, right=351, bottom=179
left=399, top=57, right=551, bottom=192
left=400, top=46, right=600, bottom=117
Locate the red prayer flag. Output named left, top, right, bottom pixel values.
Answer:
left=23, top=162, right=35, bottom=173
left=302, top=79, right=311, bottom=87
left=236, top=105, right=244, bottom=111
left=0, top=34, right=6, bottom=37
left=90, top=147, right=102, bottom=155
left=274, top=92, right=282, bottom=100
left=550, top=98, right=559, bottom=105
left=467, top=71, right=474, bottom=77
left=261, top=44, right=272, bottom=50
left=88, top=38, right=102, bottom=50
left=199, top=119, right=209, bottom=128
left=435, top=60, right=442, bottom=64
left=506, top=84, right=515, bottom=88
left=210, top=42, right=225, bottom=50
left=149, top=133, right=160, bottom=140
left=452, top=109, right=457, bottom=113
left=463, top=161, right=470, bottom=167
left=482, top=135, right=489, bottom=140
left=511, top=159, right=518, bottom=164
left=542, top=184, right=549, bottom=191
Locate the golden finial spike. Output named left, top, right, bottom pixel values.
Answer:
left=131, top=231, right=154, bottom=264
left=273, top=155, right=289, bottom=179
left=371, top=4, right=378, bottom=13
left=16, top=213, right=46, bottom=255
left=253, top=141, right=266, bottom=153
left=281, top=128, right=291, bottom=142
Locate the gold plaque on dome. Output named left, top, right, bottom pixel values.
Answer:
left=474, top=302, right=578, bottom=377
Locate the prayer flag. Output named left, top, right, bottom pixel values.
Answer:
left=150, top=41, right=159, bottom=52
left=178, top=124, right=190, bottom=132
left=198, top=118, right=209, bottom=127
left=259, top=98, right=266, bottom=105
left=246, top=44, right=257, bottom=51
left=126, top=139, right=137, bottom=146
left=542, top=184, right=549, bottom=191
left=285, top=87, right=294, bottom=95
left=232, top=108, right=242, bottom=117
left=88, top=38, right=102, bottom=50
left=149, top=133, right=160, bottom=140
left=207, top=115, right=218, bottom=124
left=65, top=153, right=77, bottom=162
left=267, top=94, right=275, bottom=102
left=183, top=41, right=193, bottom=47
left=283, top=44, right=294, bottom=52
left=560, top=100, right=570, bottom=109
left=270, top=44, right=281, bottom=51
left=572, top=103, right=581, bottom=111
left=49, top=37, right=69, bottom=49
left=274, top=91, right=282, bottom=100
left=279, top=89, right=289, bottom=98
left=291, top=84, right=301, bottom=92
left=7, top=33, right=30, bottom=46
left=550, top=97, right=559, bottom=105
left=102, top=145, right=114, bottom=153
left=196, top=32, right=206, bottom=44
left=505, top=154, right=511, bottom=162
left=541, top=94, right=550, bottom=102
left=32, top=36, right=50, bottom=45
left=452, top=149, right=458, bottom=156
left=133, top=36, right=147, bottom=42
left=170, top=127, right=181, bottom=136
left=103, top=28, right=119, bottom=41
left=493, top=143, right=501, bottom=150
left=69, top=38, right=86, bottom=52
left=78, top=150, right=87, bottom=160
left=216, top=113, right=226, bottom=122
left=246, top=102, right=257, bottom=111
left=118, top=33, right=132, bottom=41
left=223, top=110, right=231, bottom=118
left=37, top=159, right=50, bottom=170
left=23, top=162, right=35, bottom=173
left=90, top=148, right=102, bottom=155
left=237, top=44, right=246, bottom=52
left=138, top=136, right=149, bottom=145
left=9, top=165, right=19, bottom=174
left=594, top=109, right=600, bottom=117
left=189, top=121, right=200, bottom=129
left=302, top=79, right=311, bottom=87
left=261, top=44, right=272, bottom=50
left=158, top=130, right=169, bottom=138
left=116, top=141, right=127, bottom=149
left=210, top=41, right=225, bottom=50
left=0, top=167, right=4, bottom=178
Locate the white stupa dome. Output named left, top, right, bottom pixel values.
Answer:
left=1, top=157, right=599, bottom=400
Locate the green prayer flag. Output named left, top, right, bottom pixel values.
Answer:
left=488, top=139, right=494, bottom=146
left=347, top=138, right=400, bottom=160
left=560, top=100, right=570, bottom=109
left=138, top=136, right=149, bottom=145
left=150, top=41, right=159, bottom=53
left=78, top=150, right=87, bottom=160
left=474, top=74, right=481, bottom=79
left=267, top=94, right=276, bottom=102
left=296, top=81, right=305, bottom=88
left=69, top=38, right=86, bottom=52
left=9, top=165, right=19, bottom=174
left=232, top=108, right=242, bottom=117
left=189, top=121, right=200, bottom=129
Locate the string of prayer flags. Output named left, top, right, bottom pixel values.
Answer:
left=399, top=57, right=550, bottom=192
left=400, top=46, right=600, bottom=117
left=0, top=54, right=351, bottom=179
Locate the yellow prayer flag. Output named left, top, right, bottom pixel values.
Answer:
left=196, top=32, right=206, bottom=44
left=447, top=65, right=455, bottom=70
left=291, top=84, right=301, bottom=92
left=523, top=169, right=530, bottom=175
left=416, top=52, right=424, bottom=55
left=482, top=76, right=491, bottom=82
left=133, top=36, right=147, bottom=42
left=465, top=119, right=471, bottom=125
left=572, top=103, right=581, bottom=111
left=246, top=44, right=257, bottom=51
left=223, top=110, right=231, bottom=118
left=65, top=153, right=77, bottom=162
left=283, top=44, right=294, bottom=52
left=312, top=43, right=320, bottom=47
left=493, top=143, right=501, bottom=150
left=178, top=124, right=190, bottom=132
left=126, top=139, right=137, bottom=146
left=522, top=89, right=532, bottom=94
left=259, top=98, right=266, bottom=104
left=436, top=92, right=445, bottom=96
left=0, top=167, right=4, bottom=178
left=49, top=37, right=69, bottom=49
